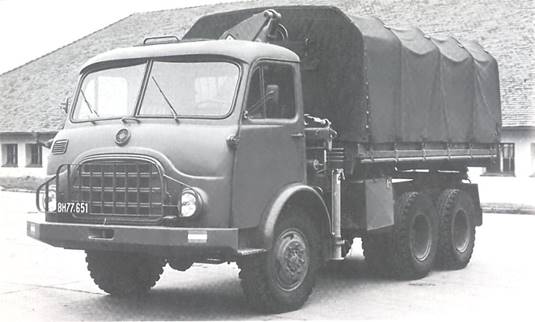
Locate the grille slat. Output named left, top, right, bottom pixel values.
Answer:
left=89, top=201, right=162, bottom=208
left=136, top=164, right=140, bottom=215
left=125, top=167, right=129, bottom=213
left=148, top=169, right=152, bottom=209
left=73, top=186, right=160, bottom=193
left=112, top=163, right=117, bottom=214
left=79, top=172, right=156, bottom=178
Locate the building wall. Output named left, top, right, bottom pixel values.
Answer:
left=501, top=128, right=535, bottom=177
left=469, top=127, right=535, bottom=206
left=0, top=133, right=54, bottom=178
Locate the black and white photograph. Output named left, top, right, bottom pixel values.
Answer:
left=0, top=0, right=533, bottom=320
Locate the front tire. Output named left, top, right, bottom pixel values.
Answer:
left=436, top=189, right=476, bottom=269
left=238, top=208, right=320, bottom=313
left=86, top=250, right=165, bottom=296
left=389, top=192, right=438, bottom=280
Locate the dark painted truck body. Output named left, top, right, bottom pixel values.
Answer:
left=27, top=6, right=500, bottom=313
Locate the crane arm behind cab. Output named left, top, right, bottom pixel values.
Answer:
left=220, top=9, right=337, bottom=149
left=219, top=9, right=288, bottom=42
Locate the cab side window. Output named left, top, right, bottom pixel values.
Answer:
left=245, top=63, right=295, bottom=120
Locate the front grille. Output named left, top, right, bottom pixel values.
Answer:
left=51, top=139, right=68, bottom=155
left=70, top=160, right=165, bottom=222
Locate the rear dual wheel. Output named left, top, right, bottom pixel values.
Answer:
left=436, top=189, right=476, bottom=269
left=389, top=192, right=439, bottom=279
left=363, top=189, right=477, bottom=278
left=363, top=192, right=438, bottom=280
left=361, top=232, right=391, bottom=277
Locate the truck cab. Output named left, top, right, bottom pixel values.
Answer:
left=47, top=39, right=305, bottom=229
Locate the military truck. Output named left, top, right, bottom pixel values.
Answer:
left=27, top=6, right=501, bottom=313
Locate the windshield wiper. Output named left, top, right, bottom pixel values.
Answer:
left=80, top=89, right=99, bottom=118
left=151, top=76, right=180, bottom=122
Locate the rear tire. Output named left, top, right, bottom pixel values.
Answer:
left=238, top=207, right=320, bottom=313
left=362, top=233, right=391, bottom=276
left=436, top=189, right=476, bottom=269
left=86, top=250, right=165, bottom=296
left=389, top=192, right=438, bottom=280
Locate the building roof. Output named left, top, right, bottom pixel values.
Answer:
left=0, top=0, right=533, bottom=133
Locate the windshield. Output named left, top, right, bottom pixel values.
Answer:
left=72, top=63, right=146, bottom=121
left=139, top=61, right=239, bottom=117
left=72, top=61, right=240, bottom=121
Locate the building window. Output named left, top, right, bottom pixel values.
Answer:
left=485, top=143, right=515, bottom=176
left=2, top=144, right=18, bottom=167
left=26, top=144, right=43, bottom=167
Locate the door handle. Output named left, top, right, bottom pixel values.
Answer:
left=291, top=132, right=305, bottom=138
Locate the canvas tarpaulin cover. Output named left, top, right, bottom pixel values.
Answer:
left=184, top=5, right=501, bottom=144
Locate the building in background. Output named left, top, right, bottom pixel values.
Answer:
left=0, top=0, right=533, bottom=204
left=0, top=132, right=54, bottom=177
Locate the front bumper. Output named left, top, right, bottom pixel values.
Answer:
left=27, top=219, right=239, bottom=258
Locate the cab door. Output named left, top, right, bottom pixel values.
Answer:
left=231, top=61, right=305, bottom=228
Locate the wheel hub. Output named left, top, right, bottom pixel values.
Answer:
left=284, top=242, right=305, bottom=274
left=274, top=229, right=309, bottom=291
left=453, top=210, right=470, bottom=253
left=410, top=213, right=432, bottom=261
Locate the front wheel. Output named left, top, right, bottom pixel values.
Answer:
left=86, top=250, right=165, bottom=296
left=238, top=208, right=320, bottom=313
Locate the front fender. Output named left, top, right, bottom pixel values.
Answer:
left=259, top=183, right=331, bottom=249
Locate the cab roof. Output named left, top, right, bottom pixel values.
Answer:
left=81, top=39, right=299, bottom=72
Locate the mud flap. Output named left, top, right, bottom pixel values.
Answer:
left=365, top=178, right=395, bottom=231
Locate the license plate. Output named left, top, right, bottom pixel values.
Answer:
left=56, top=201, right=89, bottom=214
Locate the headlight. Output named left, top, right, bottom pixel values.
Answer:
left=41, top=186, right=56, bottom=212
left=180, top=189, right=202, bottom=218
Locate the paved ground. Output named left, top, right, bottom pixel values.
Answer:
left=1, top=190, right=534, bottom=320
